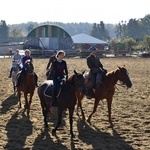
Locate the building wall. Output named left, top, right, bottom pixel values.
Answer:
left=23, top=25, right=73, bottom=51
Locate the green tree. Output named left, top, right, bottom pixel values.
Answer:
left=90, top=21, right=110, bottom=41
left=0, top=20, right=9, bottom=42
left=142, top=36, right=150, bottom=50
left=123, top=38, right=136, bottom=50
left=9, top=28, right=25, bottom=38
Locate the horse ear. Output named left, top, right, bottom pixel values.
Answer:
left=117, top=66, right=121, bottom=69
left=74, top=70, right=78, bottom=75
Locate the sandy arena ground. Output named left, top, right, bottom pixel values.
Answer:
left=0, top=57, right=150, bottom=150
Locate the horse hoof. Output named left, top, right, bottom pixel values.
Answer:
left=44, top=123, right=48, bottom=128
left=52, top=129, right=56, bottom=133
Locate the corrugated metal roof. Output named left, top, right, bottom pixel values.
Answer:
left=72, top=33, right=107, bottom=44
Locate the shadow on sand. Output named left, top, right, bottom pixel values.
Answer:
left=77, top=120, right=134, bottom=150
left=1, top=94, right=18, bottom=115
left=5, top=111, right=33, bottom=149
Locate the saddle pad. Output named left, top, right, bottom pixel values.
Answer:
left=44, top=82, right=61, bottom=98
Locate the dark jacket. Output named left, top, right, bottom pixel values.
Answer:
left=51, top=60, right=68, bottom=79
left=46, top=55, right=57, bottom=70
left=87, top=54, right=103, bottom=74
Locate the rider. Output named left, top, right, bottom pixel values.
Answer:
left=8, top=49, right=22, bottom=78
left=16, top=49, right=38, bottom=87
left=46, top=50, right=57, bottom=80
left=50, top=50, right=68, bottom=106
left=86, top=45, right=107, bottom=99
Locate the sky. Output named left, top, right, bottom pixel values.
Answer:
left=1, top=0, right=149, bottom=25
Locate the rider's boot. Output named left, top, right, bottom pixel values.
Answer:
left=34, top=73, right=39, bottom=87
left=85, top=82, right=94, bottom=99
left=8, top=68, right=12, bottom=78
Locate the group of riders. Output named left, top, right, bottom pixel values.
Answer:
left=9, top=46, right=107, bottom=106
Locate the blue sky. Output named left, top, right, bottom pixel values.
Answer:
left=1, top=0, right=149, bottom=25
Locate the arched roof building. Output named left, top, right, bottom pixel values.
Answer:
left=23, top=25, right=74, bottom=51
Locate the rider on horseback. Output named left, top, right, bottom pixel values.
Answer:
left=46, top=50, right=57, bottom=80
left=50, top=50, right=68, bottom=106
left=86, top=45, right=107, bottom=99
left=16, top=49, right=39, bottom=87
left=8, top=49, right=22, bottom=78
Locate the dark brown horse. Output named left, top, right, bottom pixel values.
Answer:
left=76, top=66, right=132, bottom=126
left=37, top=70, right=86, bottom=138
left=17, top=60, right=35, bottom=115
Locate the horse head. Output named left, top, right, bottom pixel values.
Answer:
left=69, top=70, right=86, bottom=93
left=24, top=60, right=34, bottom=73
left=117, top=66, right=132, bottom=88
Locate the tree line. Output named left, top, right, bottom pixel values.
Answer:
left=0, top=14, right=150, bottom=50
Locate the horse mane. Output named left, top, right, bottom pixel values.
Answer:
left=105, top=69, right=119, bottom=79
left=66, top=74, right=75, bottom=85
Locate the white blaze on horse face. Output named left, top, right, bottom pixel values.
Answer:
left=126, top=71, right=132, bottom=84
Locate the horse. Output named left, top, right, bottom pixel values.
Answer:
left=11, top=61, right=22, bottom=95
left=37, top=70, right=86, bottom=138
left=17, top=60, right=35, bottom=116
left=76, top=66, right=132, bottom=126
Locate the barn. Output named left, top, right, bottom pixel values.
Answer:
left=72, top=33, right=108, bottom=57
left=23, top=25, right=74, bottom=51
left=71, top=33, right=107, bottom=51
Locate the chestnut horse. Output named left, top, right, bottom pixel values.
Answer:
left=17, top=60, right=35, bottom=116
left=37, top=70, right=86, bottom=138
left=76, top=66, right=132, bottom=126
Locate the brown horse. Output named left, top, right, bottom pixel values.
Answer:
left=76, top=66, right=132, bottom=126
left=37, top=70, right=86, bottom=138
left=17, top=60, right=35, bottom=116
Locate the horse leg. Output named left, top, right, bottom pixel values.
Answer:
left=24, top=93, right=28, bottom=112
left=107, top=98, right=113, bottom=126
left=52, top=109, right=62, bottom=133
left=76, top=92, right=85, bottom=120
left=69, top=107, right=75, bottom=138
left=28, top=92, right=34, bottom=115
left=18, top=91, right=22, bottom=108
left=87, top=98, right=100, bottom=123
left=42, top=106, right=48, bottom=128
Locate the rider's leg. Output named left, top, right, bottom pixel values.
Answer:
left=34, top=72, right=39, bottom=87
left=8, top=67, right=13, bottom=78
left=86, top=72, right=95, bottom=99
left=51, top=78, right=59, bottom=106
left=96, top=73, right=102, bottom=87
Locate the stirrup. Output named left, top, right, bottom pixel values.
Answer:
left=86, top=95, right=92, bottom=99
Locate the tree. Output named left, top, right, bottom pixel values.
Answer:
left=123, top=38, right=136, bottom=50
left=142, top=36, right=150, bottom=50
left=90, top=21, right=110, bottom=41
left=9, top=28, right=25, bottom=38
left=0, top=20, right=9, bottom=42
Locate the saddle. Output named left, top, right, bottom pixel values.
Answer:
left=84, top=71, right=106, bottom=89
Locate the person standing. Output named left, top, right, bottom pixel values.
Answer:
left=16, top=49, right=38, bottom=87
left=46, top=50, right=57, bottom=80
left=8, top=49, right=22, bottom=78
left=86, top=46, right=107, bottom=99
left=50, top=50, right=68, bottom=106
